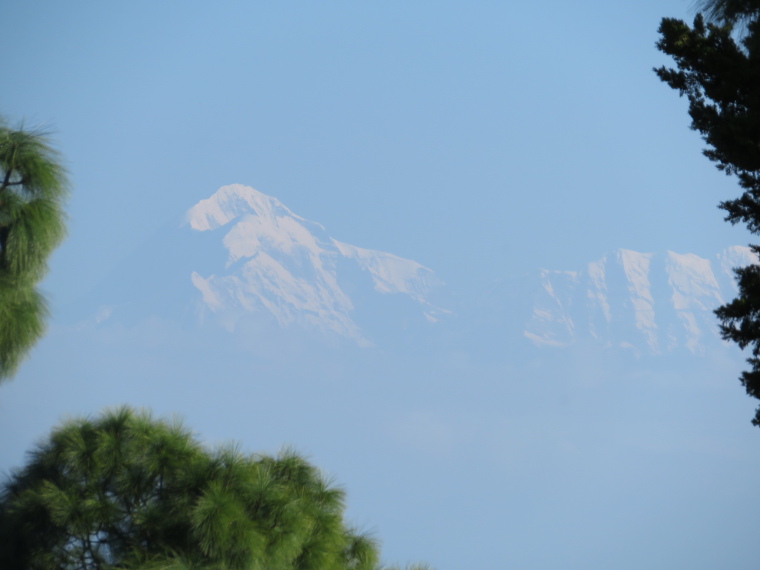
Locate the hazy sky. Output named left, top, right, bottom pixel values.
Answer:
left=2, top=0, right=752, bottom=301
left=3, top=2, right=760, bottom=569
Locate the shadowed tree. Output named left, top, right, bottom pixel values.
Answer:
left=0, top=121, right=67, bottom=381
left=0, top=407, right=409, bottom=570
left=695, top=0, right=760, bottom=25
left=655, top=3, right=760, bottom=424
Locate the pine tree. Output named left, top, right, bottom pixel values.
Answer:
left=695, top=0, right=760, bottom=26
left=0, top=407, right=386, bottom=570
left=655, top=3, right=760, bottom=424
left=0, top=121, right=68, bottom=381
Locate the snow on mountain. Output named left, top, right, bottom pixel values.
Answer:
left=524, top=247, right=758, bottom=355
left=79, top=183, right=755, bottom=360
left=185, top=184, right=446, bottom=344
left=716, top=245, right=758, bottom=291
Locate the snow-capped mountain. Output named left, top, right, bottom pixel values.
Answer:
left=523, top=247, right=757, bottom=355
left=184, top=184, right=448, bottom=345
left=78, top=183, right=754, bottom=360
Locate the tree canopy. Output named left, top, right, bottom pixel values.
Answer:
left=0, top=407, right=392, bottom=570
left=0, top=121, right=68, bottom=381
left=695, top=0, right=760, bottom=25
left=655, top=3, right=760, bottom=424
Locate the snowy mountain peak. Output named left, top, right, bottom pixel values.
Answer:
left=524, top=247, right=757, bottom=355
left=186, top=184, right=310, bottom=233
left=185, top=185, right=446, bottom=344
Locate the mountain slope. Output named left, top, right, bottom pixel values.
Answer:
left=523, top=247, right=757, bottom=355
left=185, top=184, right=448, bottom=345
left=76, top=184, right=753, bottom=360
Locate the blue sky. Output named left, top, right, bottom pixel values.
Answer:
left=2, top=0, right=751, bottom=301
left=3, top=1, right=760, bottom=569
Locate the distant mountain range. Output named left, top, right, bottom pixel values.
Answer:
left=523, top=246, right=755, bottom=356
left=83, top=184, right=755, bottom=358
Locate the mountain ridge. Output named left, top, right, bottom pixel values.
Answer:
left=523, top=246, right=756, bottom=356
left=75, top=184, right=755, bottom=359
left=185, top=184, right=448, bottom=345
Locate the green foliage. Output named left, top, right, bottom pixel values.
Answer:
left=0, top=407, right=382, bottom=570
left=0, top=121, right=68, bottom=380
left=655, top=5, right=760, bottom=424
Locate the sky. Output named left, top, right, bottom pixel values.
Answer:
left=2, top=0, right=753, bottom=301
left=3, top=1, right=760, bottom=569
